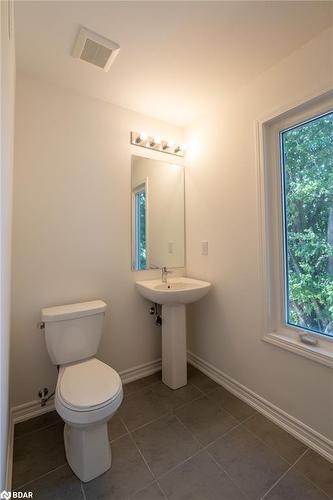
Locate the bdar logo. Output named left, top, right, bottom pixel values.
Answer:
left=0, top=491, right=11, bottom=500
left=0, top=493, right=32, bottom=499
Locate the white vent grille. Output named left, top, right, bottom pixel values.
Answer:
left=72, top=27, right=120, bottom=72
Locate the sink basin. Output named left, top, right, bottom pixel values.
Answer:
left=136, top=277, right=211, bottom=304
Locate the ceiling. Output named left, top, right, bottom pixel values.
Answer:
left=14, top=1, right=333, bottom=126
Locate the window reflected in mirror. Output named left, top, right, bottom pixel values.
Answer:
left=133, top=182, right=147, bottom=271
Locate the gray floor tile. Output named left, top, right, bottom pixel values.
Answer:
left=123, top=372, right=162, bottom=397
left=119, top=387, right=170, bottom=431
left=245, top=413, right=307, bottom=464
left=209, top=386, right=257, bottom=421
left=150, top=381, right=202, bottom=411
left=14, top=411, right=62, bottom=439
left=296, top=449, right=333, bottom=499
left=264, top=469, right=330, bottom=500
left=159, top=450, right=248, bottom=500
left=132, top=482, right=166, bottom=499
left=175, top=395, right=238, bottom=446
left=132, top=414, right=201, bottom=478
left=187, top=366, right=219, bottom=393
left=83, top=434, right=153, bottom=500
left=12, top=422, right=66, bottom=489
left=208, top=425, right=289, bottom=499
left=16, top=464, right=83, bottom=500
left=13, top=375, right=331, bottom=500
left=141, top=371, right=163, bottom=385
left=107, top=415, right=128, bottom=442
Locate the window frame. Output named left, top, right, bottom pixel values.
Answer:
left=258, top=92, right=333, bottom=368
left=132, top=178, right=149, bottom=271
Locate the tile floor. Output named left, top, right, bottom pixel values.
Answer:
left=12, top=365, right=333, bottom=500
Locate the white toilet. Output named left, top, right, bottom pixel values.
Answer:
left=41, top=300, right=123, bottom=483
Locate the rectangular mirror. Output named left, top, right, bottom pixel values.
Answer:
left=131, top=155, right=185, bottom=270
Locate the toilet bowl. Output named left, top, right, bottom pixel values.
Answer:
left=55, top=357, right=123, bottom=482
left=41, top=300, right=123, bottom=482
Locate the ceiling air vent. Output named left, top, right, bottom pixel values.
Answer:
left=72, top=27, right=120, bottom=72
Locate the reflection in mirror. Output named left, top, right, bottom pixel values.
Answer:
left=132, top=156, right=185, bottom=271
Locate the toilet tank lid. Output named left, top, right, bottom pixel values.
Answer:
left=41, top=300, right=107, bottom=322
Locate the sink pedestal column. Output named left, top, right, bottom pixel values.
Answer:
left=161, top=304, right=187, bottom=390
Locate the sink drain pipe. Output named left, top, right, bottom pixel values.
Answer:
left=149, top=303, right=162, bottom=327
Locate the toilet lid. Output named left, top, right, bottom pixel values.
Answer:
left=58, top=358, right=122, bottom=411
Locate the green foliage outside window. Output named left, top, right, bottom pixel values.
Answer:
left=281, top=110, right=333, bottom=337
left=137, top=190, right=146, bottom=270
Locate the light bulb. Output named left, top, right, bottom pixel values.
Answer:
left=150, top=136, right=161, bottom=147
left=175, top=143, right=186, bottom=154
left=139, top=132, right=148, bottom=142
left=167, top=141, right=174, bottom=149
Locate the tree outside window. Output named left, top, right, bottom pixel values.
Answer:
left=281, top=110, right=333, bottom=337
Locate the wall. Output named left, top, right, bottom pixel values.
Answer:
left=186, top=27, right=333, bottom=441
left=0, top=0, right=15, bottom=488
left=11, top=74, right=183, bottom=407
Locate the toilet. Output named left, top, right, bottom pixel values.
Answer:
left=41, top=300, right=123, bottom=483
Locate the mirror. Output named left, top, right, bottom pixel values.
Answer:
left=131, top=155, right=185, bottom=271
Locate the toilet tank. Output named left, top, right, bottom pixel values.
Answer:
left=41, top=300, right=107, bottom=365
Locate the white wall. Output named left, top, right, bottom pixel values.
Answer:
left=11, top=74, right=183, bottom=407
left=186, top=27, right=333, bottom=441
left=0, top=0, right=15, bottom=489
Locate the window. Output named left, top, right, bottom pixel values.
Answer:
left=260, top=93, right=333, bottom=367
left=133, top=182, right=147, bottom=271
left=280, top=111, right=333, bottom=338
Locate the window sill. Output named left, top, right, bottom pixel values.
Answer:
left=263, top=332, right=333, bottom=369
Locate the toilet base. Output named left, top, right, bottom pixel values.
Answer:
left=64, top=421, right=111, bottom=482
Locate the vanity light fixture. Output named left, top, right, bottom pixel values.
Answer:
left=131, top=131, right=186, bottom=157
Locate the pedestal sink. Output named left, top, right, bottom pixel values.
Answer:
left=136, top=277, right=211, bottom=390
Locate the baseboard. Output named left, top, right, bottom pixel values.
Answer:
left=187, top=350, right=333, bottom=464
left=11, top=398, right=56, bottom=425
left=119, top=358, right=162, bottom=384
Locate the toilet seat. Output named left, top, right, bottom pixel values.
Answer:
left=55, top=358, right=123, bottom=426
left=57, top=357, right=122, bottom=412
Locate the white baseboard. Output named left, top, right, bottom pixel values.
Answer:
left=187, top=351, right=333, bottom=464
left=12, top=398, right=56, bottom=425
left=119, top=358, right=162, bottom=384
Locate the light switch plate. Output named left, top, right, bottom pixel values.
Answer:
left=201, top=241, right=208, bottom=255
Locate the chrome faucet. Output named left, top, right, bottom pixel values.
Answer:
left=161, top=266, right=172, bottom=283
